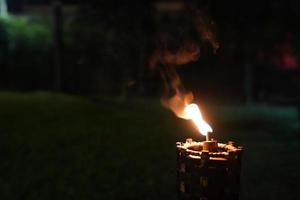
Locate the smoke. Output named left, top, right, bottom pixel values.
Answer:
left=149, top=4, right=219, bottom=117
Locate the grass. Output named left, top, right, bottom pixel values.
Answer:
left=0, top=92, right=299, bottom=200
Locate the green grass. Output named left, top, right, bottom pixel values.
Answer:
left=0, top=92, right=299, bottom=200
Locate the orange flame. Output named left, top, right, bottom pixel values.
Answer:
left=184, top=104, right=212, bottom=136
left=161, top=89, right=212, bottom=136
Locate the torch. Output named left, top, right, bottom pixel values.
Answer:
left=176, top=103, right=243, bottom=200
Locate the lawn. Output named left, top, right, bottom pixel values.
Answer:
left=0, top=92, right=299, bottom=200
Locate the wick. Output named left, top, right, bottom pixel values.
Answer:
left=206, top=133, right=210, bottom=141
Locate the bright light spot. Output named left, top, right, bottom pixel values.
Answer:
left=184, top=103, right=213, bottom=136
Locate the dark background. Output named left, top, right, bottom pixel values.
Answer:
left=1, top=0, right=299, bottom=103
left=0, top=0, right=299, bottom=199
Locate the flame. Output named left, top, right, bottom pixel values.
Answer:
left=161, top=87, right=213, bottom=136
left=184, top=103, right=213, bottom=136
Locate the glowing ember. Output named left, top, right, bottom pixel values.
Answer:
left=184, top=104, right=212, bottom=136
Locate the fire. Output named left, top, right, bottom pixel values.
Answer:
left=184, top=103, right=213, bottom=136
left=160, top=89, right=212, bottom=136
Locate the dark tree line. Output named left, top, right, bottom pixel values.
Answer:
left=0, top=0, right=299, bottom=104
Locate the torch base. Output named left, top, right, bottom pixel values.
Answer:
left=176, top=139, right=243, bottom=200
left=202, top=140, right=218, bottom=152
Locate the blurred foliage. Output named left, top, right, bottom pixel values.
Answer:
left=64, top=1, right=151, bottom=95
left=0, top=6, right=151, bottom=94
left=0, top=15, right=53, bottom=90
left=1, top=16, right=51, bottom=47
left=0, top=1, right=299, bottom=101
